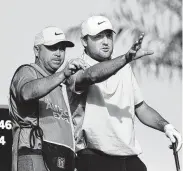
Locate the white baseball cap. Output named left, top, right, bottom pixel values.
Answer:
left=34, top=26, right=74, bottom=47
left=81, top=16, right=115, bottom=37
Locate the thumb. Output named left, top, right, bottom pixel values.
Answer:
left=145, top=50, right=154, bottom=55
left=134, top=50, right=154, bottom=60
left=167, top=133, right=176, bottom=143
left=64, top=60, right=69, bottom=67
left=173, top=133, right=182, bottom=151
left=140, top=50, right=154, bottom=56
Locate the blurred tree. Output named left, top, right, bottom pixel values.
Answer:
left=66, top=0, right=182, bottom=77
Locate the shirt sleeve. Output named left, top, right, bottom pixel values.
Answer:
left=131, top=68, right=144, bottom=105
left=10, top=66, right=37, bottom=102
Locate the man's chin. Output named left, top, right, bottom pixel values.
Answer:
left=100, top=51, right=112, bottom=59
left=51, top=64, right=62, bottom=72
left=100, top=54, right=112, bottom=61
left=103, top=57, right=111, bottom=61
left=98, top=57, right=111, bottom=62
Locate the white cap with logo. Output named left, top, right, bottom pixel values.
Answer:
left=34, top=26, right=74, bottom=47
left=81, top=16, right=115, bottom=38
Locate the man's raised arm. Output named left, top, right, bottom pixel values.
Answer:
left=75, top=33, right=153, bottom=91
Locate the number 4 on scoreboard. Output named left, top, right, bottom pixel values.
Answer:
left=0, top=136, right=6, bottom=145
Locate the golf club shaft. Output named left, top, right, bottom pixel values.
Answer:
left=172, top=143, right=180, bottom=171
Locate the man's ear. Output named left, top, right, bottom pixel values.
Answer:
left=33, top=45, right=40, bottom=57
left=81, top=37, right=87, bottom=47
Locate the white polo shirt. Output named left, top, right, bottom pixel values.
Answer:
left=67, top=53, right=143, bottom=156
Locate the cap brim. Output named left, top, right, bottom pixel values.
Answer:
left=44, top=39, right=74, bottom=47
left=62, top=40, right=74, bottom=47
left=84, top=28, right=116, bottom=37
left=94, top=29, right=116, bottom=35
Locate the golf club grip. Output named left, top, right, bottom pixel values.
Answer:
left=172, top=142, right=181, bottom=171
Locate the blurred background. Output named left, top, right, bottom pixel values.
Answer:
left=0, top=0, right=182, bottom=171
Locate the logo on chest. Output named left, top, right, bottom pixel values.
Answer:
left=45, top=99, right=70, bottom=123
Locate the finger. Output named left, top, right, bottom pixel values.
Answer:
left=68, top=64, right=77, bottom=70
left=174, top=134, right=182, bottom=151
left=74, top=58, right=85, bottom=64
left=72, top=60, right=86, bottom=70
left=73, top=62, right=84, bottom=70
left=139, top=32, right=145, bottom=38
left=131, top=40, right=139, bottom=51
left=77, top=58, right=87, bottom=68
left=77, top=59, right=87, bottom=69
left=138, top=33, right=145, bottom=44
left=70, top=60, right=81, bottom=69
left=176, top=140, right=182, bottom=152
left=68, top=59, right=74, bottom=63
left=168, top=134, right=176, bottom=143
left=169, top=145, right=173, bottom=149
left=132, top=33, right=145, bottom=51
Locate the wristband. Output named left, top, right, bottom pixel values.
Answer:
left=125, top=49, right=137, bottom=63
left=125, top=52, right=133, bottom=63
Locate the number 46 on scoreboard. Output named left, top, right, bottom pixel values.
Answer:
left=0, top=120, right=12, bottom=145
left=0, top=120, right=12, bottom=130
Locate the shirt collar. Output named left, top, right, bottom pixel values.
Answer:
left=82, top=51, right=113, bottom=67
left=82, top=51, right=99, bottom=67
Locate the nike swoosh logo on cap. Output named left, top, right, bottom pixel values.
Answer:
left=98, top=21, right=106, bottom=25
left=55, top=32, right=63, bottom=35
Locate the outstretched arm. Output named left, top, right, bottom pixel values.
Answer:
left=20, top=71, right=67, bottom=102
left=75, top=33, right=153, bottom=91
left=19, top=59, right=85, bottom=103
left=75, top=54, right=127, bottom=91
left=135, top=101, right=182, bottom=151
